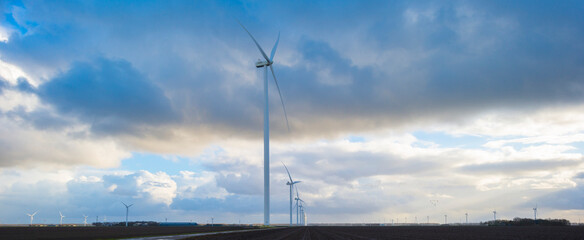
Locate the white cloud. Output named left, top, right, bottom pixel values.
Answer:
left=443, top=105, right=584, bottom=137
left=404, top=7, right=436, bottom=24
left=0, top=116, right=130, bottom=168
left=0, top=25, right=11, bottom=43
left=0, top=59, right=35, bottom=85
left=173, top=171, right=229, bottom=200
left=0, top=89, right=39, bottom=112
left=133, top=171, right=177, bottom=205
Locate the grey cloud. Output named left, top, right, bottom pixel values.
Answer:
left=38, top=57, right=179, bottom=135
left=458, top=159, right=581, bottom=175
left=8, top=108, right=73, bottom=131
left=216, top=173, right=262, bottom=195
left=170, top=195, right=262, bottom=214
left=1, top=0, right=583, bottom=143
left=574, top=172, right=584, bottom=179
left=536, top=184, right=584, bottom=210
left=0, top=77, right=7, bottom=93
left=279, top=149, right=444, bottom=184
left=102, top=173, right=139, bottom=197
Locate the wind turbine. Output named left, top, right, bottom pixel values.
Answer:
left=26, top=211, right=38, bottom=226
left=59, top=211, right=65, bottom=225
left=493, top=210, right=497, bottom=221
left=282, top=162, right=301, bottom=226
left=533, top=204, right=537, bottom=222
left=298, top=198, right=306, bottom=226
left=238, top=21, right=290, bottom=226
left=465, top=213, right=468, bottom=224
left=294, top=185, right=301, bottom=225
left=83, top=215, right=88, bottom=226
left=122, top=202, right=133, bottom=227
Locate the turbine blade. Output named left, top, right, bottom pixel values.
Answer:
left=237, top=20, right=271, bottom=62
left=269, top=65, right=290, bottom=131
left=270, top=32, right=280, bottom=61
left=281, top=162, right=294, bottom=183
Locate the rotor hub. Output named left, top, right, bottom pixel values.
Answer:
left=255, top=60, right=271, bottom=68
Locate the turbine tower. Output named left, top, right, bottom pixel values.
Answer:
left=26, top=211, right=38, bottom=226
left=83, top=215, right=88, bottom=226
left=282, top=162, right=301, bottom=226
left=493, top=210, right=497, bottom=221
left=295, top=185, right=301, bottom=225
left=533, top=204, right=537, bottom=222
left=122, top=202, right=134, bottom=227
left=239, top=21, right=289, bottom=226
left=59, top=211, right=65, bottom=225
left=465, top=213, right=468, bottom=224
left=298, top=198, right=306, bottom=226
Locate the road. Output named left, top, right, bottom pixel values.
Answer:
left=125, top=228, right=275, bottom=240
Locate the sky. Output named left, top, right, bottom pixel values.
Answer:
left=0, top=0, right=584, bottom=225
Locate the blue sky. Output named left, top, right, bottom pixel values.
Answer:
left=1, top=0, right=584, bottom=224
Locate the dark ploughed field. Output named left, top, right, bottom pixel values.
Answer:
left=187, top=226, right=584, bottom=240
left=0, top=226, right=256, bottom=240
left=3, top=225, right=584, bottom=239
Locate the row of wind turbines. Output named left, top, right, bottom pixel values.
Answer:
left=25, top=211, right=88, bottom=226
left=283, top=162, right=307, bottom=226
left=390, top=204, right=540, bottom=225
left=25, top=201, right=133, bottom=226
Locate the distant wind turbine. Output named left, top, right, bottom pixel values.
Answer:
left=122, top=202, right=134, bottom=227
left=493, top=210, right=497, bottom=221
left=298, top=198, right=306, bottom=226
left=83, top=215, right=88, bottom=226
left=59, top=211, right=65, bottom=225
left=465, top=213, right=468, bottom=224
left=26, top=211, right=38, bottom=226
left=294, top=185, right=301, bottom=225
left=238, top=21, right=290, bottom=226
left=533, top=204, right=538, bottom=222
left=282, top=162, right=301, bottom=226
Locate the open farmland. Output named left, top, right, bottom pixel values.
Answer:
left=0, top=226, right=259, bottom=240
left=2, top=225, right=584, bottom=239
left=187, top=226, right=584, bottom=240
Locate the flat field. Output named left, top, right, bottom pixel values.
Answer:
left=0, top=226, right=257, bottom=240
left=2, top=225, right=584, bottom=239
left=187, top=226, right=584, bottom=240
